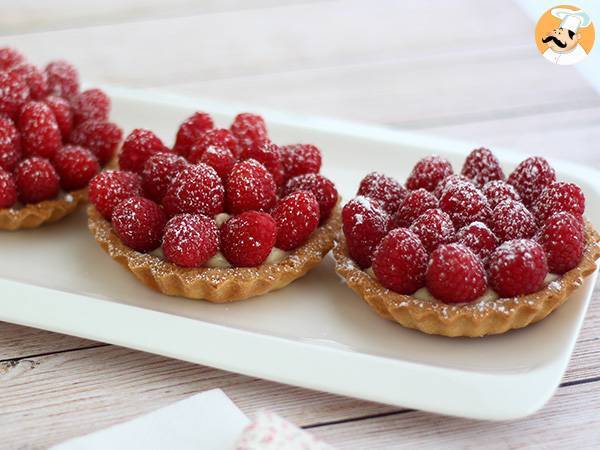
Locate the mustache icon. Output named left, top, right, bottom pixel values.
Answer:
left=542, top=35, right=567, bottom=48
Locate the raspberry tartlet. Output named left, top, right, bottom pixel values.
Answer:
left=334, top=150, right=600, bottom=337
left=0, top=47, right=122, bottom=230
left=87, top=112, right=340, bottom=302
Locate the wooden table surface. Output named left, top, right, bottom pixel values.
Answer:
left=1, top=1, right=600, bottom=448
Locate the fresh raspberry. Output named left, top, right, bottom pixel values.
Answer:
left=14, top=157, right=59, bottom=203
left=456, top=222, right=498, bottom=261
left=9, top=63, right=48, bottom=100
left=372, top=228, right=428, bottom=294
left=461, top=147, right=504, bottom=188
left=531, top=181, right=585, bottom=224
left=272, top=190, right=320, bottom=251
left=240, top=140, right=284, bottom=185
left=426, top=244, right=487, bottom=303
left=199, top=146, right=235, bottom=180
left=488, top=239, right=548, bottom=297
left=406, top=155, right=453, bottom=192
left=71, top=88, right=110, bottom=125
left=409, top=208, right=455, bottom=253
left=283, top=173, right=338, bottom=223
left=141, top=152, right=188, bottom=203
left=53, top=145, right=100, bottom=190
left=43, top=95, right=73, bottom=139
left=279, top=144, right=322, bottom=180
left=439, top=182, right=491, bottom=229
left=45, top=60, right=79, bottom=100
left=0, top=70, right=30, bottom=119
left=482, top=180, right=521, bottom=208
left=0, top=115, right=22, bottom=172
left=18, top=101, right=62, bottom=160
left=88, top=170, right=143, bottom=220
left=224, top=159, right=277, bottom=214
left=342, top=196, right=391, bottom=269
left=357, top=172, right=407, bottom=215
left=173, top=112, right=214, bottom=159
left=162, top=213, right=219, bottom=267
left=0, top=47, right=25, bottom=71
left=392, top=188, right=438, bottom=228
left=433, top=174, right=473, bottom=199
left=69, top=120, right=123, bottom=166
left=162, top=163, right=225, bottom=217
left=221, top=211, right=277, bottom=267
left=0, top=167, right=17, bottom=208
left=119, top=128, right=169, bottom=174
left=507, top=156, right=556, bottom=207
left=187, top=128, right=239, bottom=162
left=112, top=197, right=166, bottom=252
left=489, top=199, right=536, bottom=242
left=230, top=113, right=267, bottom=153
left=537, top=212, right=585, bottom=274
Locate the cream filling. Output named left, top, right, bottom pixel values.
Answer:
left=152, top=247, right=288, bottom=268
left=6, top=190, right=75, bottom=210
left=150, top=213, right=289, bottom=268
left=214, top=213, right=231, bottom=227
left=364, top=268, right=561, bottom=303
left=205, top=252, right=231, bottom=268
left=204, top=247, right=289, bottom=268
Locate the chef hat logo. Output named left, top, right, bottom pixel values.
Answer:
left=534, top=4, right=595, bottom=65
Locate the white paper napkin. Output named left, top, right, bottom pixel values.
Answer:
left=51, top=389, right=250, bottom=450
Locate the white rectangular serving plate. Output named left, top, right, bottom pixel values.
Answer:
left=1, top=86, right=598, bottom=421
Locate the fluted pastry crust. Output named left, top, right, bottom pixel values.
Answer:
left=333, top=220, right=600, bottom=337
left=88, top=204, right=341, bottom=302
left=0, top=189, right=87, bottom=230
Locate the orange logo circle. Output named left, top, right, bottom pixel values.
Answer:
left=535, top=5, right=595, bottom=65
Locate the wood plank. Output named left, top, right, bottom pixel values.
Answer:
left=0, top=345, right=397, bottom=449
left=0, top=0, right=324, bottom=35
left=3, top=1, right=596, bottom=129
left=2, top=0, right=536, bottom=87
left=309, top=381, right=600, bottom=449
left=422, top=107, right=600, bottom=165
left=562, top=285, right=600, bottom=384
left=0, top=322, right=100, bottom=360
left=166, top=48, right=599, bottom=128
left=1, top=327, right=599, bottom=450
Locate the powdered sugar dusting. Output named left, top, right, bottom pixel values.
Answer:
left=357, top=171, right=407, bottom=214
left=439, top=181, right=490, bottom=229
left=409, top=208, right=455, bottom=253
left=163, top=163, right=225, bottom=217
left=406, top=155, right=453, bottom=192
left=393, top=188, right=438, bottom=228
left=461, top=147, right=504, bottom=187
left=490, top=199, right=536, bottom=242
left=507, top=156, right=556, bottom=206
left=482, top=180, right=521, bottom=208
left=0, top=70, right=30, bottom=118
left=342, top=195, right=391, bottom=268
left=456, top=221, right=498, bottom=261
left=225, top=159, right=276, bottom=214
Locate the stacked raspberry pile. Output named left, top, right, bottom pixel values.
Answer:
left=342, top=148, right=587, bottom=303
left=89, top=111, right=338, bottom=268
left=0, top=47, right=121, bottom=209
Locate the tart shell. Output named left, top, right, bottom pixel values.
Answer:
left=88, top=204, right=341, bottom=303
left=0, top=189, right=87, bottom=231
left=333, top=220, right=600, bottom=337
